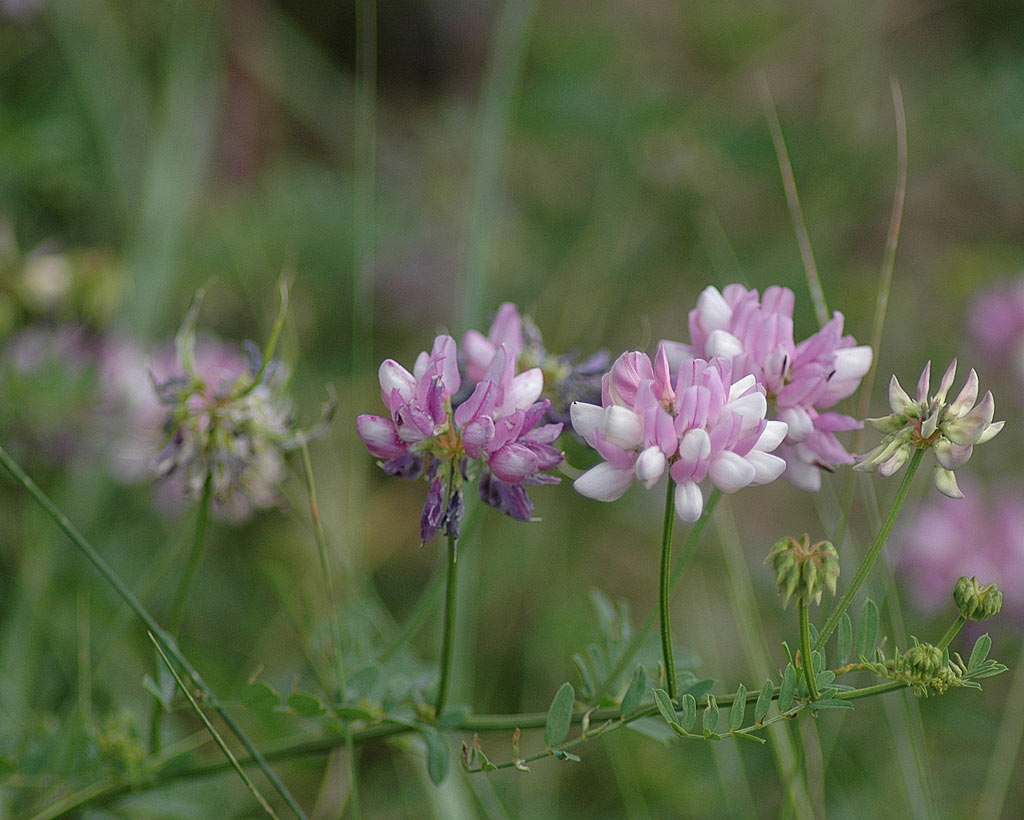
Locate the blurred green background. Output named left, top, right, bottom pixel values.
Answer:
left=1, top=0, right=1023, bottom=817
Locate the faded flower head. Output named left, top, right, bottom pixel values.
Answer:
left=895, top=476, right=1024, bottom=621
left=663, top=284, right=871, bottom=492
left=462, top=302, right=607, bottom=426
left=856, top=359, right=1003, bottom=498
left=765, top=534, right=840, bottom=607
left=571, top=345, right=788, bottom=522
left=150, top=292, right=301, bottom=522
left=357, top=331, right=563, bottom=541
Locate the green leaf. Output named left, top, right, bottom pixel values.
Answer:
left=423, top=729, right=450, bottom=785
left=335, top=706, right=374, bottom=722
left=240, top=681, right=280, bottom=713
left=437, top=705, right=471, bottom=730
left=703, top=695, right=720, bottom=735
left=779, top=665, right=797, bottom=712
left=348, top=665, right=380, bottom=698
left=855, top=599, right=879, bottom=659
left=287, top=692, right=325, bottom=717
left=625, top=717, right=677, bottom=744
left=590, top=588, right=617, bottom=639
left=729, top=684, right=746, bottom=731
left=815, top=670, right=836, bottom=690
left=544, top=682, right=576, bottom=748
left=571, top=653, right=595, bottom=701
left=552, top=749, right=581, bottom=762
left=730, top=730, right=766, bottom=745
left=969, top=634, right=992, bottom=672
left=755, top=679, right=773, bottom=724
left=682, top=678, right=716, bottom=701
left=837, top=613, right=853, bottom=665
left=620, top=666, right=646, bottom=717
left=680, top=693, right=697, bottom=732
left=812, top=649, right=826, bottom=675
left=653, top=688, right=680, bottom=729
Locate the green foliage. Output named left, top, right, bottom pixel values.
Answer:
left=544, top=682, right=576, bottom=748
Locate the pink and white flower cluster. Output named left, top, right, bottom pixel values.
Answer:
left=570, top=346, right=789, bottom=522
left=357, top=333, right=563, bottom=540
left=662, top=285, right=872, bottom=491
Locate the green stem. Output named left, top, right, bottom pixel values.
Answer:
left=434, top=532, right=459, bottom=717
left=169, top=470, right=213, bottom=635
left=34, top=674, right=922, bottom=818
left=150, top=470, right=213, bottom=754
left=659, top=478, right=678, bottom=700
left=936, top=615, right=967, bottom=652
left=592, top=488, right=720, bottom=700
left=799, top=598, right=819, bottom=701
left=0, top=444, right=309, bottom=820
left=815, top=449, right=924, bottom=651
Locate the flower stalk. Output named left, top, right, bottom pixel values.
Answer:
left=799, top=598, right=820, bottom=701
left=659, top=477, right=679, bottom=700
left=815, top=448, right=924, bottom=651
left=936, top=616, right=967, bottom=652
left=434, top=531, right=459, bottom=718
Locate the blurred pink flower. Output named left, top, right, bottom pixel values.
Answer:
left=895, top=476, right=1024, bottom=622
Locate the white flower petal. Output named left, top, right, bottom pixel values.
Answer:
left=977, top=420, right=1004, bottom=444
left=779, top=406, right=813, bottom=442
left=707, top=329, right=745, bottom=360
left=933, top=466, right=964, bottom=499
left=602, top=405, right=644, bottom=450
left=944, top=391, right=995, bottom=445
left=728, top=374, right=757, bottom=402
left=747, top=450, right=787, bottom=485
left=570, top=402, right=603, bottom=442
left=948, top=368, right=979, bottom=416
left=695, top=286, right=733, bottom=333
left=679, top=428, right=712, bottom=463
left=504, top=368, right=544, bottom=413
left=635, top=445, right=667, bottom=488
left=755, top=419, right=789, bottom=452
left=934, top=359, right=957, bottom=403
left=709, top=450, right=757, bottom=493
left=888, top=374, right=915, bottom=416
left=674, top=480, right=704, bottom=522
left=573, top=462, right=635, bottom=502
left=379, top=359, right=415, bottom=402
left=833, top=345, right=873, bottom=382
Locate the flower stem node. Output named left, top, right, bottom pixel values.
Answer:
left=953, top=576, right=1003, bottom=621
left=765, top=535, right=840, bottom=607
left=855, top=360, right=1003, bottom=499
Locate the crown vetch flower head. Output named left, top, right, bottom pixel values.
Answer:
left=664, top=284, right=872, bottom=492
left=953, top=576, right=1003, bottom=621
left=571, top=345, right=787, bottom=522
left=151, top=295, right=302, bottom=522
left=766, top=534, right=840, bottom=607
left=357, top=333, right=563, bottom=540
left=855, top=359, right=1003, bottom=498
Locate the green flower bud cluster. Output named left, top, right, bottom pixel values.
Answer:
left=954, top=576, right=1003, bottom=621
left=766, top=535, right=840, bottom=607
left=896, top=642, right=963, bottom=697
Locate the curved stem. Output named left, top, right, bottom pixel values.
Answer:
left=798, top=598, right=819, bottom=701
left=659, top=478, right=678, bottom=700
left=434, top=532, right=459, bottom=717
left=592, top=488, right=720, bottom=701
left=815, top=449, right=924, bottom=651
left=169, top=471, right=213, bottom=634
left=936, top=615, right=967, bottom=652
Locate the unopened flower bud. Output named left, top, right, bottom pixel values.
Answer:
left=904, top=643, right=944, bottom=678
left=953, top=576, right=1003, bottom=621
left=766, top=535, right=840, bottom=607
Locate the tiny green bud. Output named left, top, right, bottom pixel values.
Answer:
left=904, top=643, right=944, bottom=678
left=766, top=535, right=840, bottom=607
left=954, top=576, right=1003, bottom=621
